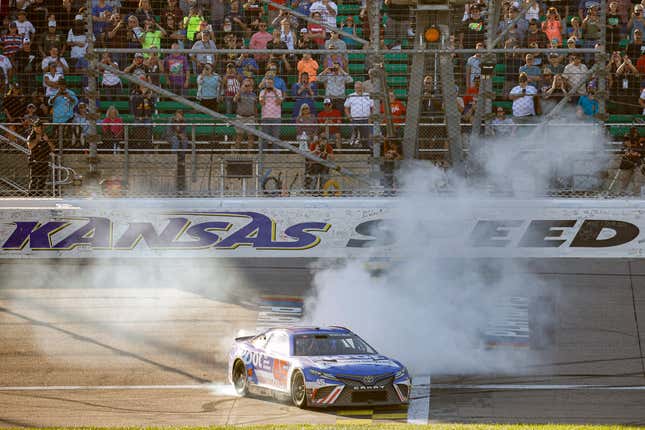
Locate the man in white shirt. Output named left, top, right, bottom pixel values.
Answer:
left=509, top=72, right=538, bottom=120
left=563, top=54, right=589, bottom=96
left=191, top=32, right=217, bottom=73
left=14, top=11, right=36, bottom=40
left=344, top=81, right=374, bottom=147
left=310, top=0, right=338, bottom=32
left=0, top=53, right=12, bottom=85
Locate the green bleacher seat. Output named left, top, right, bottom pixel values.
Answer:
left=384, top=53, right=407, bottom=62
left=157, top=101, right=191, bottom=112
left=99, top=101, right=129, bottom=112
left=492, top=101, right=513, bottom=111
left=386, top=76, right=407, bottom=87
left=338, top=4, right=361, bottom=15
left=349, top=53, right=366, bottom=62
left=385, top=63, right=408, bottom=74
left=393, top=89, right=407, bottom=99
left=349, top=63, right=365, bottom=74
left=494, top=64, right=505, bottom=74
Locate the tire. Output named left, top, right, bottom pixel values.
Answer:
left=232, top=359, right=249, bottom=396
left=290, top=370, right=307, bottom=408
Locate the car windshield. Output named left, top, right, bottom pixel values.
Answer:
left=293, top=333, right=377, bottom=356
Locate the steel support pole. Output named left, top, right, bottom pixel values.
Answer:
left=439, top=51, right=464, bottom=174
left=598, top=0, right=607, bottom=116
left=86, top=0, right=100, bottom=191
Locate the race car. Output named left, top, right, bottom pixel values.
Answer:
left=227, top=326, right=410, bottom=408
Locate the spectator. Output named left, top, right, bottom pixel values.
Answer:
left=140, top=18, right=167, bottom=56
left=145, top=52, right=164, bottom=86
left=226, top=0, right=249, bottom=36
left=92, top=0, right=113, bottom=37
left=267, top=29, right=291, bottom=74
left=296, top=104, right=318, bottom=140
left=344, top=81, right=374, bottom=147
left=103, top=13, right=128, bottom=66
left=627, top=28, right=645, bottom=60
left=323, top=46, right=347, bottom=72
left=72, top=102, right=90, bottom=146
left=67, top=18, right=90, bottom=71
left=385, top=0, right=413, bottom=45
left=135, top=0, right=156, bottom=28
left=607, top=50, right=624, bottom=93
left=27, top=119, right=55, bottom=196
left=382, top=89, right=406, bottom=138
left=236, top=48, right=259, bottom=79
left=540, top=67, right=554, bottom=94
left=465, top=42, right=483, bottom=88
left=194, top=20, right=215, bottom=41
left=563, top=54, right=589, bottom=96
left=37, top=18, right=66, bottom=59
left=325, top=31, right=347, bottom=55
left=3, top=84, right=26, bottom=136
left=124, top=52, right=150, bottom=83
left=459, top=4, right=486, bottom=49
left=130, top=84, right=154, bottom=145
left=340, top=16, right=361, bottom=49
left=13, top=39, right=37, bottom=94
left=164, top=0, right=185, bottom=27
left=259, top=65, right=288, bottom=94
left=382, top=137, right=401, bottom=192
left=99, top=52, right=122, bottom=99
left=165, top=109, right=189, bottom=150
left=613, top=54, right=641, bottom=114
left=222, top=63, right=240, bottom=114
left=2, top=22, right=24, bottom=59
left=293, top=0, right=314, bottom=23
left=221, top=33, right=239, bottom=69
left=578, top=0, right=601, bottom=20
left=309, top=0, right=338, bottom=33
left=249, top=21, right=272, bottom=70
left=568, top=17, right=583, bottom=41
left=615, top=127, right=645, bottom=192
left=243, top=0, right=265, bottom=33
left=317, top=97, right=342, bottom=148
left=296, top=27, right=318, bottom=57
left=162, top=13, right=186, bottom=49
left=543, top=72, right=569, bottom=108
left=607, top=2, right=622, bottom=53
left=22, top=103, right=40, bottom=137
left=43, top=62, right=64, bottom=97
left=196, top=63, right=222, bottom=112
left=305, top=134, right=334, bottom=192
left=233, top=77, right=257, bottom=151
left=509, top=72, right=538, bottom=122
left=576, top=85, right=600, bottom=119
left=498, top=6, right=528, bottom=46
left=628, top=4, right=645, bottom=40
left=41, top=46, right=69, bottom=74
left=291, top=71, right=317, bottom=119
left=581, top=4, right=601, bottom=62
left=48, top=80, right=78, bottom=143
left=191, top=31, right=216, bottom=73
left=490, top=107, right=516, bottom=137
left=14, top=10, right=35, bottom=40
left=524, top=0, right=541, bottom=22
left=542, top=7, right=563, bottom=46
left=280, top=17, right=297, bottom=51
left=164, top=43, right=190, bottom=96
left=318, top=61, right=353, bottom=112
left=101, top=105, right=124, bottom=149
left=259, top=76, right=283, bottom=149
left=519, top=53, right=542, bottom=88
left=526, top=19, right=548, bottom=48
left=307, top=11, right=326, bottom=48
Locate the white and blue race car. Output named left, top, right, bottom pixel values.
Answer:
left=228, top=326, right=410, bottom=408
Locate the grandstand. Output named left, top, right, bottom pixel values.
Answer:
left=0, top=0, right=642, bottom=197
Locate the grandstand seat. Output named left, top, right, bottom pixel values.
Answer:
left=385, top=63, right=408, bottom=74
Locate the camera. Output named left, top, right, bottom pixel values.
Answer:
left=522, top=88, right=526, bottom=94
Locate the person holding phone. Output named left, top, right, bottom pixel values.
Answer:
left=509, top=72, right=537, bottom=121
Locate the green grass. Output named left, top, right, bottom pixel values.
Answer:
left=4, top=425, right=642, bottom=430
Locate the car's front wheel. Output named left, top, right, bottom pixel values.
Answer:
left=290, top=370, right=307, bottom=408
left=232, top=359, right=248, bottom=396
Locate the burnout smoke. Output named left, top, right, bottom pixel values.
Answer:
left=305, top=119, right=601, bottom=375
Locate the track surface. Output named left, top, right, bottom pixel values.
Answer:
left=1, top=259, right=645, bottom=426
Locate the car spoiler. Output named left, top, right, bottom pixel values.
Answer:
left=235, top=335, right=254, bottom=342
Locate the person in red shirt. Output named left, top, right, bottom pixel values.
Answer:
left=380, top=90, right=406, bottom=137
left=317, top=97, right=343, bottom=148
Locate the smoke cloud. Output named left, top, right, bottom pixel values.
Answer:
left=305, top=117, right=605, bottom=375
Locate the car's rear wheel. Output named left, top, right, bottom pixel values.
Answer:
left=290, top=370, right=307, bottom=408
left=232, top=360, right=248, bottom=396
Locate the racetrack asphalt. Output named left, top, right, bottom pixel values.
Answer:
left=0, top=258, right=644, bottom=426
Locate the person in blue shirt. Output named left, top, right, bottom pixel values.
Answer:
left=291, top=71, right=317, bottom=119
left=48, top=80, right=78, bottom=144
left=259, top=63, right=288, bottom=95
left=576, top=85, right=600, bottom=119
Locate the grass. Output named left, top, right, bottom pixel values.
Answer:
left=4, top=425, right=642, bottom=430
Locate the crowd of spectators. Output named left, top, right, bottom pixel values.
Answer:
left=450, top=0, right=645, bottom=133
left=0, top=0, right=415, bottom=153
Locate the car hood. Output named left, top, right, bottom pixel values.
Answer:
left=304, top=354, right=402, bottom=375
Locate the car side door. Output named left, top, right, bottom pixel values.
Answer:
left=264, top=331, right=291, bottom=391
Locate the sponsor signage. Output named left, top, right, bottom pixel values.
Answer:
left=2, top=199, right=645, bottom=258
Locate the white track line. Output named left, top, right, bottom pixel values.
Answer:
left=1, top=383, right=645, bottom=392
left=407, top=375, right=431, bottom=424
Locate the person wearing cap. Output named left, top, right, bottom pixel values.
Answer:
left=14, top=38, right=37, bottom=93
left=163, top=43, right=190, bottom=96
left=627, top=28, right=645, bottom=61
left=258, top=76, right=283, bottom=150
left=21, top=103, right=40, bottom=137
left=1, top=22, right=24, bottom=58
left=509, top=72, right=538, bottom=121
left=578, top=0, right=601, bottom=20
left=291, top=71, right=317, bottom=119
left=124, top=52, right=150, bottom=83
left=318, top=60, right=352, bottom=112
left=459, top=4, right=485, bottom=49
left=14, top=10, right=35, bottom=40
left=48, top=79, right=78, bottom=142
left=37, top=16, right=66, bottom=59
left=317, top=97, right=342, bottom=148
left=259, top=63, right=288, bottom=94
left=562, top=53, right=589, bottom=96
left=235, top=47, right=259, bottom=79
left=67, top=18, right=90, bottom=71
left=233, top=77, right=257, bottom=151
left=197, top=63, right=222, bottom=112
left=72, top=102, right=90, bottom=146
left=519, top=53, right=542, bottom=89
left=27, top=119, right=55, bottom=197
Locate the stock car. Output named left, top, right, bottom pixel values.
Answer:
left=227, top=326, right=410, bottom=408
